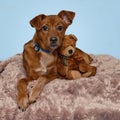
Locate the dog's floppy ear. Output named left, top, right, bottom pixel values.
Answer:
left=69, top=34, right=78, bottom=41
left=58, top=10, right=75, bottom=26
left=30, top=14, right=46, bottom=30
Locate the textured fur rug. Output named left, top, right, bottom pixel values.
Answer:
left=0, top=54, right=120, bottom=120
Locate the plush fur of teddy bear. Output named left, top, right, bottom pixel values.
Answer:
left=57, top=34, right=97, bottom=79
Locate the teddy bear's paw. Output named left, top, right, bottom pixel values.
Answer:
left=68, top=70, right=81, bottom=80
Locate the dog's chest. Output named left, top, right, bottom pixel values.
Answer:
left=35, top=52, right=56, bottom=74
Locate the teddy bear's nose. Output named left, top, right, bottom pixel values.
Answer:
left=69, top=49, right=73, bottom=54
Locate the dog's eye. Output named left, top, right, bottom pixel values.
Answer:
left=42, top=26, right=48, bottom=31
left=57, top=25, right=63, bottom=31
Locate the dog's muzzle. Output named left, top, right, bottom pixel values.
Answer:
left=50, top=37, right=58, bottom=47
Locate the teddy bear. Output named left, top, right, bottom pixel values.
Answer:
left=57, top=34, right=97, bottom=79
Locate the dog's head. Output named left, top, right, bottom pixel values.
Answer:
left=58, top=34, right=78, bottom=57
left=30, top=10, right=75, bottom=52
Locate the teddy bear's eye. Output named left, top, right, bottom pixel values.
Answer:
left=57, top=25, right=63, bottom=31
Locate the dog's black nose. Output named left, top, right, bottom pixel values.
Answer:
left=50, top=37, right=57, bottom=43
left=69, top=49, right=73, bottom=54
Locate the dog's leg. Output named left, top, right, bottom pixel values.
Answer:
left=29, top=77, right=47, bottom=104
left=17, top=77, right=30, bottom=111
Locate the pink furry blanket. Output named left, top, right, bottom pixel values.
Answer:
left=0, top=54, right=120, bottom=120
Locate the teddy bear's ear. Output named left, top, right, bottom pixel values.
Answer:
left=69, top=34, right=78, bottom=41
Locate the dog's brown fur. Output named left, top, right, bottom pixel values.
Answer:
left=17, top=10, right=75, bottom=111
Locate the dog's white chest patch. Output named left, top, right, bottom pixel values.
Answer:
left=35, top=52, right=55, bottom=74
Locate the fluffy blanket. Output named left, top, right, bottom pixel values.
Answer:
left=0, top=54, right=120, bottom=120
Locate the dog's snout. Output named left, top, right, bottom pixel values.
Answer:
left=50, top=37, right=57, bottom=43
left=69, top=49, right=73, bottom=54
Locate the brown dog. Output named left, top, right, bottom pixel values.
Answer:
left=17, top=10, right=75, bottom=111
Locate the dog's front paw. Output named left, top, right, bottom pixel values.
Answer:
left=17, top=94, right=29, bottom=112
left=29, top=92, right=38, bottom=104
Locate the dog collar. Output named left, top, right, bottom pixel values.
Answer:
left=59, top=54, right=69, bottom=66
left=33, top=42, right=52, bottom=54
